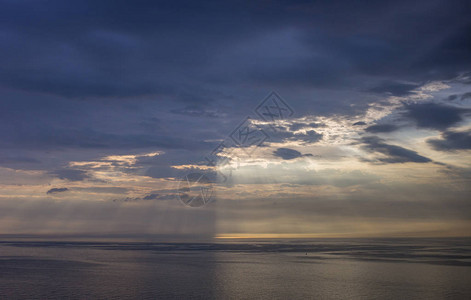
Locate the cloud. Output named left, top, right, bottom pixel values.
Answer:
left=427, top=129, right=471, bottom=151
left=447, top=94, right=459, bottom=101
left=273, top=148, right=303, bottom=160
left=49, top=169, right=89, bottom=181
left=0, top=0, right=470, bottom=238
left=0, top=0, right=469, bottom=102
left=113, top=193, right=174, bottom=203
left=288, top=122, right=323, bottom=131
left=2, top=126, right=209, bottom=151
left=297, top=130, right=323, bottom=143
left=247, top=119, right=324, bottom=145
left=365, top=124, right=398, bottom=133
left=74, top=187, right=130, bottom=194
left=360, top=136, right=432, bottom=164
left=220, top=163, right=379, bottom=187
left=462, top=92, right=471, bottom=100
left=143, top=193, right=160, bottom=201
left=170, top=105, right=223, bottom=118
left=144, top=166, right=179, bottom=179
left=415, top=23, right=471, bottom=79
left=403, top=102, right=469, bottom=130
left=368, top=81, right=420, bottom=96
left=46, top=188, right=69, bottom=194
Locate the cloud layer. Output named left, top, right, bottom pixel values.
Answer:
left=0, top=0, right=470, bottom=237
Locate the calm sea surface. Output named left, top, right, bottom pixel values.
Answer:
left=0, top=238, right=470, bottom=299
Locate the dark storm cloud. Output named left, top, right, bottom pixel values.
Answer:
left=365, top=124, right=399, bottom=133
left=0, top=0, right=470, bottom=100
left=414, top=23, right=471, bottom=78
left=360, top=136, right=432, bottom=164
left=403, top=102, right=469, bottom=130
left=0, top=0, right=275, bottom=99
left=46, top=188, right=69, bottom=194
left=273, top=148, right=303, bottom=160
left=427, top=129, right=471, bottom=151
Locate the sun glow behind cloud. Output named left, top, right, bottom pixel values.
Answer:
left=1, top=75, right=471, bottom=237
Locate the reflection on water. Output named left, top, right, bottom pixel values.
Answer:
left=0, top=238, right=470, bottom=299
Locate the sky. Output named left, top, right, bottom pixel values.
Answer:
left=0, top=0, right=470, bottom=239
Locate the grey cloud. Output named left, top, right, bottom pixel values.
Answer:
left=439, top=165, right=471, bottom=180
left=2, top=127, right=209, bottom=151
left=461, top=92, right=471, bottom=100
left=368, top=81, right=420, bottom=96
left=447, top=94, right=458, bottom=101
left=273, top=148, right=303, bottom=160
left=143, top=193, right=160, bottom=201
left=171, top=106, right=222, bottom=118
left=145, top=166, right=179, bottom=179
left=403, top=102, right=469, bottom=131
left=447, top=92, right=471, bottom=102
left=365, top=124, right=398, bottom=133
left=74, top=187, right=129, bottom=194
left=427, top=129, right=471, bottom=151
left=414, top=23, right=471, bottom=79
left=113, top=193, right=174, bottom=203
left=0, top=0, right=271, bottom=99
left=46, top=188, right=69, bottom=194
left=49, top=169, right=89, bottom=182
left=255, top=121, right=323, bottom=145
left=297, top=130, right=323, bottom=143
left=360, top=136, right=432, bottom=164
left=0, top=155, right=41, bottom=170
left=0, top=0, right=469, bottom=102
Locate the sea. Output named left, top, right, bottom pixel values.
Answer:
left=0, top=238, right=470, bottom=299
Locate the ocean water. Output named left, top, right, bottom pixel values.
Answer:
left=0, top=238, right=470, bottom=299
